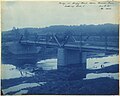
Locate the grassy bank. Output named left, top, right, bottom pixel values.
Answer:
left=2, top=64, right=119, bottom=95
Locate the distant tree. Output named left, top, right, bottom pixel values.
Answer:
left=11, top=27, right=21, bottom=41
left=34, top=33, right=38, bottom=42
left=24, top=29, right=30, bottom=40
left=12, top=27, right=16, bottom=31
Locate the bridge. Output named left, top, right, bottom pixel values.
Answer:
left=19, top=34, right=119, bottom=68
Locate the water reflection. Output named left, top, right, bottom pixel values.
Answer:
left=2, top=54, right=119, bottom=80
left=84, top=73, right=119, bottom=80
left=3, top=82, right=46, bottom=94
left=1, top=64, right=34, bottom=80
left=36, top=58, right=57, bottom=70
left=1, top=55, right=119, bottom=95
left=87, top=54, right=118, bottom=69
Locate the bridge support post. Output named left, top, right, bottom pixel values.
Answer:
left=57, top=48, right=87, bottom=68
left=81, top=52, right=87, bottom=70
left=57, top=48, right=87, bottom=79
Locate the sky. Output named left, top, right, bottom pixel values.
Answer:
left=1, top=1, right=119, bottom=31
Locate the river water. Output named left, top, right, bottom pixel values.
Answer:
left=1, top=54, right=119, bottom=94
left=2, top=54, right=119, bottom=80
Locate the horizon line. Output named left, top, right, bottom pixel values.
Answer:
left=2, top=23, right=119, bottom=32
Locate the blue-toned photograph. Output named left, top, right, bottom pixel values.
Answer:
left=1, top=1, right=119, bottom=95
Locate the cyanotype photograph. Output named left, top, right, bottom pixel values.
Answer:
left=1, top=1, right=119, bottom=95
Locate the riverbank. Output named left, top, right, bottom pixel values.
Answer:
left=1, top=55, right=119, bottom=95
left=2, top=64, right=119, bottom=95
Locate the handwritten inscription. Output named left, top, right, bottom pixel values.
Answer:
left=59, top=1, right=115, bottom=10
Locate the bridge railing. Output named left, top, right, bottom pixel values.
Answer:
left=19, top=34, right=119, bottom=51
left=64, top=35, right=118, bottom=47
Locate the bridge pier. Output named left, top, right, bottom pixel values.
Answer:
left=57, top=48, right=87, bottom=68
left=57, top=48, right=87, bottom=79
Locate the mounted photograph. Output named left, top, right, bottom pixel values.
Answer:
left=1, top=1, right=119, bottom=95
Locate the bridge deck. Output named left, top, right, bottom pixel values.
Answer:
left=20, top=40, right=118, bottom=53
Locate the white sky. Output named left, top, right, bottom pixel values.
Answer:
left=1, top=1, right=119, bottom=31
